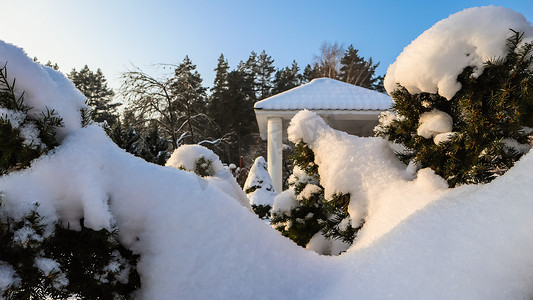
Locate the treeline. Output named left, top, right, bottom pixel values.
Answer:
left=45, top=42, right=385, bottom=168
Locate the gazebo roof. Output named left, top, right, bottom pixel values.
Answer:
left=254, top=78, right=393, bottom=139
left=254, top=77, right=392, bottom=111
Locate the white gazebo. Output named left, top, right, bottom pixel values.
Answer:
left=254, top=78, right=392, bottom=193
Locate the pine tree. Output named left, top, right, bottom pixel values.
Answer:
left=270, top=142, right=360, bottom=252
left=255, top=50, right=275, bottom=100
left=109, top=110, right=141, bottom=156
left=376, top=30, right=533, bottom=187
left=208, top=54, right=231, bottom=135
left=33, top=57, right=60, bottom=71
left=237, top=51, right=258, bottom=102
left=69, top=65, right=120, bottom=127
left=137, top=122, right=170, bottom=165
left=272, top=61, right=302, bottom=94
left=226, top=70, right=256, bottom=161
left=168, top=56, right=209, bottom=145
left=339, top=44, right=384, bottom=91
left=211, top=54, right=230, bottom=102
left=302, top=63, right=320, bottom=83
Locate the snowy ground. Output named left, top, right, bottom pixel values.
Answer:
left=1, top=5, right=533, bottom=299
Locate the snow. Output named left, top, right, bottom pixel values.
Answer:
left=165, top=144, right=251, bottom=210
left=0, top=262, right=18, bottom=293
left=12, top=226, right=43, bottom=248
left=288, top=110, right=445, bottom=245
left=1, top=107, right=44, bottom=149
left=34, top=257, right=69, bottom=289
left=433, top=132, right=457, bottom=145
left=271, top=188, right=298, bottom=215
left=306, top=232, right=351, bottom=256
left=0, top=108, right=25, bottom=127
left=255, top=78, right=392, bottom=111
left=166, top=144, right=225, bottom=174
left=417, top=109, right=453, bottom=140
left=0, top=41, right=87, bottom=141
left=103, top=250, right=130, bottom=284
left=296, top=184, right=321, bottom=201
left=2, top=8, right=533, bottom=297
left=384, top=6, right=533, bottom=100
left=503, top=138, right=532, bottom=154
left=243, top=156, right=276, bottom=207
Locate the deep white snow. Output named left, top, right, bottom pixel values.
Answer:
left=1, top=5, right=533, bottom=299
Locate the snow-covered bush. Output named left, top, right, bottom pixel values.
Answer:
left=243, top=156, right=276, bottom=219
left=0, top=42, right=139, bottom=299
left=270, top=141, right=358, bottom=255
left=166, top=144, right=251, bottom=209
left=378, top=6, right=533, bottom=187
left=0, top=200, right=140, bottom=299
left=0, top=65, right=62, bottom=175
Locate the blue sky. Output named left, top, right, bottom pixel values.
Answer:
left=0, top=0, right=532, bottom=94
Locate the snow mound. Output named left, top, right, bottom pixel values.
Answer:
left=166, top=144, right=225, bottom=174
left=0, top=40, right=87, bottom=140
left=384, top=6, right=533, bottom=99
left=166, top=144, right=251, bottom=210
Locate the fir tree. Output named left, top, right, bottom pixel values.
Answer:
left=69, top=65, right=120, bottom=127
left=376, top=30, right=533, bottom=187
left=243, top=156, right=276, bottom=220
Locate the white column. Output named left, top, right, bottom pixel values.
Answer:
left=267, top=117, right=283, bottom=193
